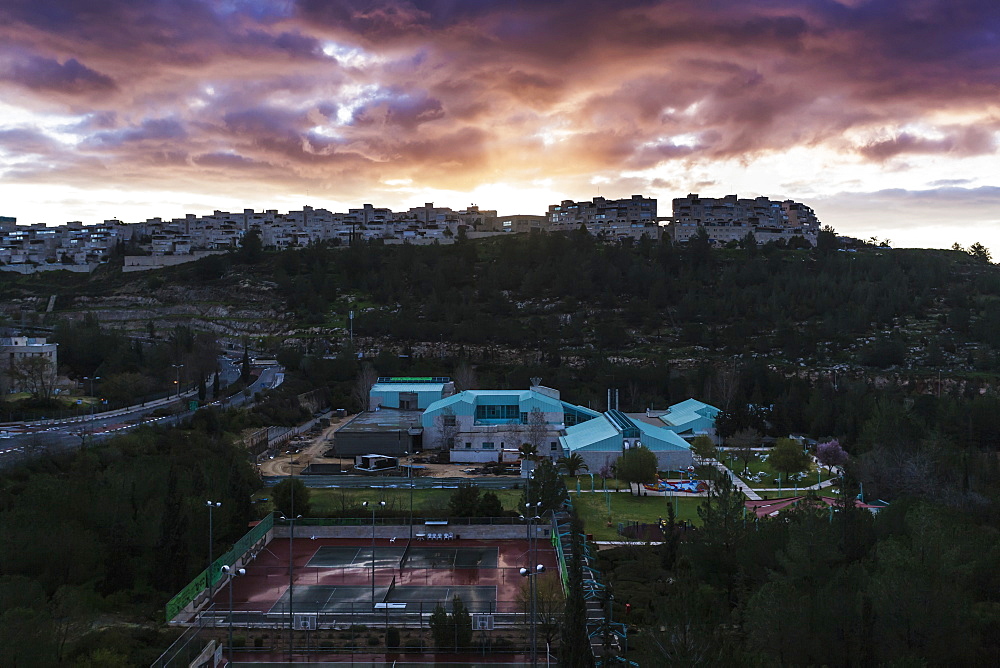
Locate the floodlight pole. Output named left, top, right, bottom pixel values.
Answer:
left=524, top=502, right=542, bottom=666
left=363, top=500, right=386, bottom=608
left=280, top=512, right=301, bottom=662
left=206, top=501, right=221, bottom=601
left=221, top=564, right=245, bottom=666
left=520, top=563, right=546, bottom=667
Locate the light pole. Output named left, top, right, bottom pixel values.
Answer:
left=523, top=502, right=542, bottom=666
left=83, top=375, right=101, bottom=440
left=363, top=500, right=385, bottom=607
left=519, top=563, right=546, bottom=667
left=171, top=363, right=184, bottom=398
left=280, top=513, right=302, bottom=662
left=206, top=501, right=221, bottom=601
left=221, top=564, right=245, bottom=666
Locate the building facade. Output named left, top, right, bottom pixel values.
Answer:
left=421, top=384, right=601, bottom=463
left=559, top=409, right=694, bottom=473
left=669, top=194, right=820, bottom=246
left=1, top=336, right=58, bottom=395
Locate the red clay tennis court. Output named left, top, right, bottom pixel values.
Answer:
left=207, top=536, right=558, bottom=625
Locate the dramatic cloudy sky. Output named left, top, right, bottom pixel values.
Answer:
left=2, top=0, right=999, bottom=250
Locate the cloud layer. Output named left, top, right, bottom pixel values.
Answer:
left=1, top=0, right=999, bottom=247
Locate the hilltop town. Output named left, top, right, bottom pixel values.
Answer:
left=1, top=193, right=822, bottom=273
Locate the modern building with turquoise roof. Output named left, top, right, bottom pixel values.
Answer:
left=654, top=398, right=720, bottom=436
left=421, top=384, right=601, bottom=463
left=559, top=409, right=693, bottom=473
left=369, top=377, right=456, bottom=411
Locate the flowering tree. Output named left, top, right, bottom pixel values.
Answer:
left=816, top=439, right=849, bottom=474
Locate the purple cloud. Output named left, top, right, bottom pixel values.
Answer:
left=3, top=54, right=115, bottom=94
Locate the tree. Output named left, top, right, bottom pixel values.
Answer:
left=430, top=603, right=451, bottom=649
left=450, top=595, right=473, bottom=650
left=616, top=445, right=658, bottom=496
left=690, top=435, right=718, bottom=463
left=436, top=408, right=459, bottom=451
left=351, top=362, right=378, bottom=412
left=525, top=407, right=549, bottom=453
left=517, top=574, right=564, bottom=648
left=197, top=374, right=206, bottom=402
left=560, top=512, right=594, bottom=668
left=727, top=428, right=760, bottom=475
left=817, top=225, right=839, bottom=254
left=448, top=482, right=481, bottom=517
left=557, top=452, right=589, bottom=477
left=235, top=228, right=263, bottom=264
left=240, top=347, right=251, bottom=382
left=212, top=369, right=220, bottom=399
left=476, top=490, right=505, bottom=517
left=816, top=439, right=848, bottom=474
left=524, top=458, right=567, bottom=513
left=272, top=478, right=311, bottom=517
left=453, top=360, right=477, bottom=390
left=769, top=437, right=811, bottom=480
left=5, top=354, right=58, bottom=400
left=968, top=242, right=992, bottom=263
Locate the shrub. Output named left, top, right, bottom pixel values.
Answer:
left=404, top=638, right=424, bottom=651
left=386, top=628, right=401, bottom=649
left=367, top=635, right=380, bottom=646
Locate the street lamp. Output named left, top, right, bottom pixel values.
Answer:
left=522, top=502, right=542, bottom=667
left=280, top=513, right=302, bottom=661
left=519, top=563, right=546, bottom=667
left=82, top=376, right=101, bottom=441
left=206, top=501, right=221, bottom=601
left=363, top=500, right=386, bottom=607
left=220, top=564, right=246, bottom=666
left=171, top=363, right=184, bottom=397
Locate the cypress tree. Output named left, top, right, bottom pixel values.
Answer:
left=560, top=513, right=594, bottom=667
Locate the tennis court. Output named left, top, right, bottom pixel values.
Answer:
left=306, top=544, right=499, bottom=570
left=268, top=583, right=498, bottom=614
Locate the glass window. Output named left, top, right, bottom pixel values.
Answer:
left=550, top=442, right=558, bottom=451
left=482, top=442, right=495, bottom=449
left=443, top=414, right=456, bottom=426
left=464, top=442, right=472, bottom=449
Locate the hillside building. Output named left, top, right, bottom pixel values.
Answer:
left=669, top=194, right=820, bottom=246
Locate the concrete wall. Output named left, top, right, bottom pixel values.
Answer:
left=333, top=431, right=414, bottom=457
left=122, top=250, right=227, bottom=272
left=272, top=523, right=549, bottom=541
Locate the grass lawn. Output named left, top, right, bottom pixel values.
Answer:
left=568, top=489, right=703, bottom=541
left=254, top=487, right=525, bottom=518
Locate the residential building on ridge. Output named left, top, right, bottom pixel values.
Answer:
left=669, top=193, right=820, bottom=246
left=547, top=195, right=662, bottom=241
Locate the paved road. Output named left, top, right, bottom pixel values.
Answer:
left=0, top=364, right=281, bottom=467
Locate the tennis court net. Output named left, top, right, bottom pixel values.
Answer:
left=398, top=539, right=412, bottom=570
left=382, top=575, right=396, bottom=604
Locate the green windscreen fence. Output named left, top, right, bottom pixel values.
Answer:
left=165, top=512, right=274, bottom=622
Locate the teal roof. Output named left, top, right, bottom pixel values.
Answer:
left=432, top=389, right=563, bottom=408
left=560, top=412, right=691, bottom=453
left=560, top=415, right=620, bottom=451
left=660, top=399, right=720, bottom=429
